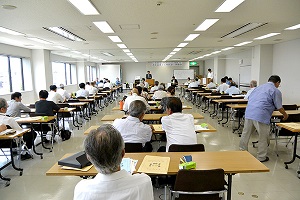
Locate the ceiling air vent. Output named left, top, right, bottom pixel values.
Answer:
left=221, top=22, right=268, bottom=38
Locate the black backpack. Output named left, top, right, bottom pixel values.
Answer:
left=60, top=129, right=71, bottom=141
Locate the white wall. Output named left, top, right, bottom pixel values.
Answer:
left=273, top=38, right=300, bottom=104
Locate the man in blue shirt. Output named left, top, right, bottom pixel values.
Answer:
left=239, top=75, right=288, bottom=162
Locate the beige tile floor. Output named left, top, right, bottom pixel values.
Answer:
left=1, top=92, right=300, bottom=200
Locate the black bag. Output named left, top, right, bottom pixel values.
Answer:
left=60, top=129, right=71, bottom=141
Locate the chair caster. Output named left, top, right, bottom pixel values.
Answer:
left=40, top=155, right=43, bottom=159
left=5, top=181, right=10, bottom=187
left=285, top=164, right=288, bottom=169
left=20, top=171, right=23, bottom=176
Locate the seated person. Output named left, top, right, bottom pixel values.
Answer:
left=74, top=124, right=153, bottom=200
left=184, top=77, right=191, bottom=85
left=152, top=85, right=167, bottom=100
left=244, top=80, right=257, bottom=99
left=88, top=81, right=98, bottom=95
left=6, top=92, right=31, bottom=117
left=207, top=79, right=216, bottom=89
left=216, top=78, right=229, bottom=93
left=57, top=84, right=71, bottom=101
left=188, top=79, right=199, bottom=88
left=141, top=87, right=150, bottom=100
left=161, top=97, right=197, bottom=151
left=139, top=78, right=149, bottom=88
left=160, top=86, right=176, bottom=112
left=98, top=80, right=104, bottom=88
left=47, top=85, right=64, bottom=104
left=0, top=98, right=34, bottom=160
left=225, top=82, right=240, bottom=96
left=104, top=80, right=113, bottom=90
left=150, top=81, right=159, bottom=92
left=76, top=83, right=89, bottom=98
left=113, top=100, right=153, bottom=152
left=123, top=87, right=150, bottom=113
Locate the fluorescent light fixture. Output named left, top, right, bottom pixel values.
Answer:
left=234, top=41, right=253, bottom=46
left=285, top=24, right=300, bottom=30
left=54, top=45, right=69, bottom=50
left=211, top=50, right=221, bottom=54
left=173, top=48, right=182, bottom=52
left=0, top=27, right=24, bottom=35
left=27, top=37, right=52, bottom=44
left=108, top=36, right=122, bottom=42
left=68, top=0, right=99, bottom=15
left=222, top=22, right=267, bottom=38
left=117, top=44, right=127, bottom=48
left=126, top=53, right=133, bottom=56
left=93, top=21, right=115, bottom=33
left=44, top=27, right=85, bottom=41
left=170, top=52, right=177, bottom=55
left=254, top=33, right=280, bottom=40
left=102, top=52, right=114, bottom=57
left=215, top=0, right=245, bottom=12
left=184, top=34, right=200, bottom=41
left=221, top=47, right=234, bottom=51
left=82, top=54, right=90, bottom=57
left=177, top=43, right=188, bottom=47
left=195, top=19, right=219, bottom=31
left=123, top=49, right=130, bottom=53
left=71, top=51, right=81, bottom=54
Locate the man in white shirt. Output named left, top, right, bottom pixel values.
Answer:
left=47, top=85, right=64, bottom=104
left=161, top=97, right=197, bottom=151
left=6, top=92, right=31, bottom=117
left=152, top=85, right=167, bottom=100
left=85, top=82, right=92, bottom=91
left=207, top=68, right=213, bottom=80
left=207, top=79, right=216, bottom=89
left=113, top=100, right=153, bottom=152
left=140, top=78, right=149, bottom=88
left=216, top=78, right=229, bottom=93
left=150, top=81, right=159, bottom=92
left=123, top=88, right=150, bottom=112
left=188, top=79, right=199, bottom=88
left=244, top=80, right=257, bottom=99
left=104, top=80, right=113, bottom=90
left=225, top=82, right=240, bottom=96
left=89, top=81, right=98, bottom=95
left=57, top=84, right=71, bottom=101
left=74, top=124, right=153, bottom=200
left=76, top=83, right=89, bottom=98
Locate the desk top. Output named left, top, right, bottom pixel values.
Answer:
left=84, top=125, right=99, bottom=135
left=68, top=102, right=88, bottom=106
left=112, top=105, right=192, bottom=111
left=77, top=99, right=95, bottom=102
left=16, top=116, right=56, bottom=123
left=46, top=151, right=269, bottom=176
left=226, top=104, right=248, bottom=109
left=272, top=110, right=300, bottom=117
left=27, top=108, right=76, bottom=113
left=276, top=122, right=300, bottom=132
left=152, top=123, right=216, bottom=134
left=213, top=99, right=248, bottom=103
left=101, top=113, right=204, bottom=121
left=0, top=128, right=30, bottom=139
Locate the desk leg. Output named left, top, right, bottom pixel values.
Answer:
left=31, top=124, right=43, bottom=159
left=227, top=174, right=233, bottom=200
left=284, top=132, right=300, bottom=169
left=10, top=140, right=23, bottom=175
left=222, top=107, right=229, bottom=126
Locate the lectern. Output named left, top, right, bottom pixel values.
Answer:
left=146, top=79, right=155, bottom=86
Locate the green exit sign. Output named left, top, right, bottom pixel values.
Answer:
left=189, top=61, right=198, bottom=66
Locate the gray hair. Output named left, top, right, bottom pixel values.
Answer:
left=59, top=84, right=65, bottom=89
left=84, top=124, right=125, bottom=174
left=128, top=100, right=147, bottom=118
left=0, top=98, right=8, bottom=109
left=250, top=80, right=257, bottom=87
left=158, top=85, right=164, bottom=90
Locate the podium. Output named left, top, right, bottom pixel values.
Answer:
left=146, top=79, right=155, bottom=86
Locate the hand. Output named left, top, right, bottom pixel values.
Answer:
left=282, top=114, right=289, bottom=121
left=0, top=124, right=7, bottom=132
left=150, top=125, right=154, bottom=131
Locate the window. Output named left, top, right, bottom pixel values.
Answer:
left=52, top=62, right=77, bottom=86
left=0, top=55, right=30, bottom=94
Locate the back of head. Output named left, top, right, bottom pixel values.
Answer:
left=230, top=82, right=236, bottom=87
left=0, top=98, right=7, bottom=110
left=11, top=92, right=21, bottom=100
left=154, top=81, right=159, bottom=86
left=135, top=86, right=142, bottom=95
left=250, top=80, right=257, bottom=87
left=166, top=97, right=182, bottom=113
left=86, top=82, right=90, bottom=85
left=131, top=88, right=139, bottom=95
left=167, top=86, right=175, bottom=95
left=79, top=83, right=85, bottom=89
left=158, top=85, right=164, bottom=90
left=91, top=81, right=95, bottom=86
left=50, top=85, right=57, bottom=91
left=39, top=90, right=49, bottom=99
left=128, top=100, right=147, bottom=118
left=268, top=75, right=281, bottom=84
left=84, top=124, right=124, bottom=174
left=228, top=78, right=232, bottom=81
left=221, top=78, right=226, bottom=83
left=208, top=68, right=211, bottom=72
left=59, top=84, right=64, bottom=89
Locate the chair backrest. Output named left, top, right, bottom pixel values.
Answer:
left=173, top=169, right=226, bottom=200
left=220, top=95, right=231, bottom=99
left=67, top=99, right=79, bottom=103
left=282, top=104, right=298, bottom=110
left=168, top=144, right=205, bottom=152
left=29, top=103, right=35, bottom=108
left=125, top=143, right=143, bottom=153
left=30, top=113, right=47, bottom=117
left=77, top=96, right=86, bottom=99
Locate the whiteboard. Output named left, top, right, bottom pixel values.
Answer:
left=99, top=64, right=121, bottom=82
left=173, top=69, right=194, bottom=80
left=239, top=65, right=251, bottom=85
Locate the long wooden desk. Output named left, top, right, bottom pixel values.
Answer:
left=276, top=122, right=300, bottom=169
left=0, top=128, right=30, bottom=185
left=46, top=151, right=269, bottom=200
left=112, top=105, right=192, bottom=112
left=101, top=113, right=204, bottom=121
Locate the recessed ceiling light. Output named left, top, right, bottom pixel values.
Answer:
left=234, top=41, right=252, bottom=46
left=93, top=21, right=115, bottom=33
left=102, top=52, right=114, bottom=57
left=27, top=37, right=52, bottom=44
left=108, top=36, right=122, bottom=42
left=211, top=50, right=221, bottom=54
left=177, top=43, right=188, bottom=47
left=173, top=48, right=182, bottom=52
left=0, top=27, right=24, bottom=35
left=184, top=34, right=200, bottom=41
left=195, top=19, right=219, bottom=31
left=1, top=5, right=17, bottom=10
left=221, top=47, right=234, bottom=51
left=285, top=24, right=300, bottom=30
left=254, top=33, right=280, bottom=40
left=126, top=53, right=133, bottom=56
left=67, top=0, right=100, bottom=15
left=44, top=27, right=85, bottom=41
left=117, top=44, right=127, bottom=48
left=215, top=0, right=245, bottom=12
left=123, top=49, right=130, bottom=53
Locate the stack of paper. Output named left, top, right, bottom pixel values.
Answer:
left=120, top=158, right=138, bottom=174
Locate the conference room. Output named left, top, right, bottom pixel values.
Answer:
left=1, top=0, right=300, bottom=199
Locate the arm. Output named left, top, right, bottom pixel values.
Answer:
left=0, top=124, right=7, bottom=132
left=278, top=107, right=289, bottom=121
left=19, top=102, right=31, bottom=112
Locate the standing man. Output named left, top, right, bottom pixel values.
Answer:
left=239, top=75, right=288, bottom=162
left=146, top=71, right=152, bottom=79
left=207, top=68, right=213, bottom=80
left=74, top=124, right=154, bottom=200
left=6, top=92, right=31, bottom=117
left=171, top=76, right=178, bottom=87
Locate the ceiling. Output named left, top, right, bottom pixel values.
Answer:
left=0, top=0, right=299, bottom=63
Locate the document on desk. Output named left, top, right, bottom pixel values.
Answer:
left=120, top=158, right=138, bottom=174
left=194, top=125, right=208, bottom=131
left=137, top=155, right=170, bottom=174
left=0, top=129, right=16, bottom=136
